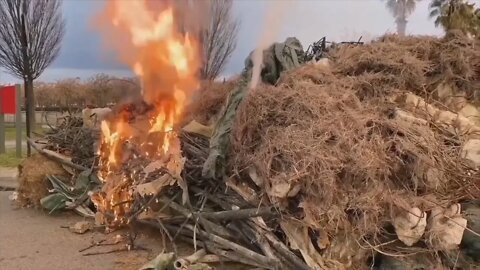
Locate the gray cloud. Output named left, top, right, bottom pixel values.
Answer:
left=53, top=0, right=125, bottom=70
left=3, top=0, right=477, bottom=84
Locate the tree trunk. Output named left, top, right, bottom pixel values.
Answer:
left=396, top=17, right=407, bottom=36
left=24, top=77, right=35, bottom=156
left=20, top=7, right=35, bottom=156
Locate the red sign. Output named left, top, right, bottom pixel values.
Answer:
left=0, top=85, right=16, bottom=114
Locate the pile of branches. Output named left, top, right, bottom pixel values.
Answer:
left=43, top=115, right=98, bottom=168
left=137, top=32, right=480, bottom=269
left=86, top=128, right=305, bottom=269
left=129, top=130, right=311, bottom=270
left=28, top=32, right=480, bottom=270
left=140, top=83, right=478, bottom=270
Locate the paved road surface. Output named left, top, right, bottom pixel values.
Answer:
left=0, top=171, right=245, bottom=270
left=0, top=191, right=166, bottom=270
left=0, top=168, right=17, bottom=190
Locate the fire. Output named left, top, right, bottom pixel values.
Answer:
left=92, top=0, right=200, bottom=227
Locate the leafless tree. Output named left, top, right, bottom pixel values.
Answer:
left=0, top=0, right=65, bottom=155
left=200, top=0, right=239, bottom=80
left=32, top=75, right=140, bottom=109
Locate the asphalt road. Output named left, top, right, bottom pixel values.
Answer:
left=0, top=191, right=165, bottom=270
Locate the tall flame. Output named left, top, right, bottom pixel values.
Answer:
left=99, top=0, right=200, bottom=164
left=93, top=0, right=200, bottom=226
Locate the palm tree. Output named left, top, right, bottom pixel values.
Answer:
left=384, top=0, right=420, bottom=36
left=429, top=0, right=480, bottom=36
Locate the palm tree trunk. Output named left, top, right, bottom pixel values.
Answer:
left=395, top=0, right=408, bottom=36
left=396, top=17, right=407, bottom=36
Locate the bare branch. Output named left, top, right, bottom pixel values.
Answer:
left=0, top=0, right=65, bottom=80
left=200, top=0, right=239, bottom=80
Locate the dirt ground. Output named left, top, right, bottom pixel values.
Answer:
left=0, top=190, right=170, bottom=270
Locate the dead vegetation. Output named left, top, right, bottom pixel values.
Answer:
left=329, top=31, right=480, bottom=104
left=229, top=31, right=480, bottom=268
left=17, top=154, right=69, bottom=208
left=18, top=31, right=480, bottom=269
left=43, top=115, right=98, bottom=168
left=183, top=80, right=237, bottom=126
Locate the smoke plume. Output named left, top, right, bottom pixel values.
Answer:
left=249, top=1, right=291, bottom=89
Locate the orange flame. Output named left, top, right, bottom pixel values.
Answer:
left=99, top=0, right=200, bottom=165
left=93, top=0, right=200, bottom=226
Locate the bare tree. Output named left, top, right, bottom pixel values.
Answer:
left=0, top=0, right=65, bottom=155
left=200, top=0, right=239, bottom=80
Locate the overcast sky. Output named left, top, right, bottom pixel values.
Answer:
left=0, top=0, right=468, bottom=84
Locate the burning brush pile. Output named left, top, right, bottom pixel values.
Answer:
left=88, top=1, right=199, bottom=227
left=24, top=1, right=480, bottom=269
